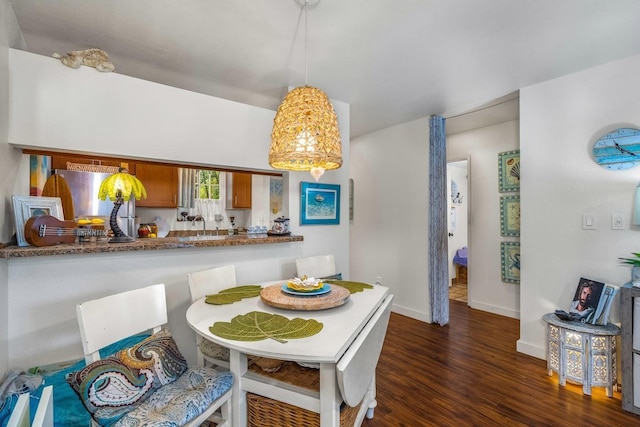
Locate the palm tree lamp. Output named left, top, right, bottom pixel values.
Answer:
left=98, top=167, right=147, bottom=243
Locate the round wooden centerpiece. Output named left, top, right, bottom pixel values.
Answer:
left=260, top=283, right=350, bottom=311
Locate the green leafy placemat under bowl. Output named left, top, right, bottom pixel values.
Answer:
left=209, top=311, right=323, bottom=343
left=205, top=285, right=262, bottom=305
left=323, top=280, right=374, bottom=294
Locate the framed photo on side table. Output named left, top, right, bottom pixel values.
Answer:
left=12, top=195, right=64, bottom=247
left=300, top=182, right=340, bottom=225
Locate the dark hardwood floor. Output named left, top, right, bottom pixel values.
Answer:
left=365, top=300, right=640, bottom=426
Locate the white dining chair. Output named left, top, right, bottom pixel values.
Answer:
left=6, top=386, right=54, bottom=427
left=187, top=265, right=237, bottom=369
left=295, top=254, right=336, bottom=279
left=31, top=386, right=53, bottom=427
left=75, top=284, right=232, bottom=427
left=6, top=392, right=30, bottom=427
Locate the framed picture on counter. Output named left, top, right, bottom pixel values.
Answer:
left=300, top=182, right=340, bottom=225
left=12, top=195, right=64, bottom=247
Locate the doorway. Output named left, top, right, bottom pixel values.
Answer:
left=447, top=159, right=469, bottom=303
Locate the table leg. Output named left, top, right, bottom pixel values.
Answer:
left=319, top=362, right=340, bottom=427
left=229, top=349, right=248, bottom=427
left=366, top=372, right=377, bottom=419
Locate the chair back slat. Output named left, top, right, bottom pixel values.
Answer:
left=6, top=393, right=30, bottom=427
left=187, top=265, right=237, bottom=303
left=32, top=386, right=53, bottom=427
left=76, top=284, right=167, bottom=363
left=336, top=294, right=393, bottom=406
left=295, top=255, right=336, bottom=278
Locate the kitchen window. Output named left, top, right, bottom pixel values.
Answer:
left=195, top=170, right=220, bottom=200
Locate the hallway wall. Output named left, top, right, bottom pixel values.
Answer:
left=447, top=120, right=520, bottom=318
left=350, top=118, right=430, bottom=321
left=518, top=52, right=640, bottom=358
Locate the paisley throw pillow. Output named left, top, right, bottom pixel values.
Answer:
left=66, top=329, right=187, bottom=426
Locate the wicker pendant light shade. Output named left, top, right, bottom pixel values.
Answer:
left=269, top=85, right=342, bottom=180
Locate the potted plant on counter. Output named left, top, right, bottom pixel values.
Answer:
left=619, top=252, right=640, bottom=287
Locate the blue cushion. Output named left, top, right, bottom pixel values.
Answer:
left=0, top=394, right=19, bottom=427
left=29, top=333, right=150, bottom=427
left=113, top=368, right=233, bottom=427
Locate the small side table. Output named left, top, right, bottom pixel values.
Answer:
left=542, top=313, right=620, bottom=397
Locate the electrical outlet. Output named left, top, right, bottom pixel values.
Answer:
left=612, top=214, right=625, bottom=230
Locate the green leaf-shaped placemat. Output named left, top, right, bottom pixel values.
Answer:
left=323, top=280, right=374, bottom=294
left=205, top=285, right=262, bottom=305
left=209, top=311, right=323, bottom=343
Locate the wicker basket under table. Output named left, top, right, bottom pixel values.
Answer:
left=246, top=361, right=362, bottom=427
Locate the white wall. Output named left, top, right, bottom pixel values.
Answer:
left=447, top=122, right=520, bottom=318
left=350, top=118, right=430, bottom=321
left=0, top=0, right=26, bottom=379
left=2, top=48, right=351, bottom=369
left=7, top=244, right=308, bottom=369
left=518, top=52, right=640, bottom=358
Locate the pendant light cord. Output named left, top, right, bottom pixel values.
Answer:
left=304, top=0, right=308, bottom=86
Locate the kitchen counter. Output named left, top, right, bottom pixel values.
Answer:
left=0, top=233, right=303, bottom=258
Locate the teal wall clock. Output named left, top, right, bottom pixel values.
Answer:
left=592, top=128, right=640, bottom=170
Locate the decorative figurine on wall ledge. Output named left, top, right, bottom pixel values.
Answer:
left=52, top=48, right=116, bottom=72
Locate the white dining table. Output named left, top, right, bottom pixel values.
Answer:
left=185, top=280, right=390, bottom=427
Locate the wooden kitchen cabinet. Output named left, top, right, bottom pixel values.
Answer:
left=228, top=172, right=252, bottom=209
left=135, top=163, right=178, bottom=208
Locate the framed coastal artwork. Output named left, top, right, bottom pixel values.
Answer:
left=498, top=150, right=520, bottom=193
left=12, top=195, right=63, bottom=247
left=29, top=155, right=50, bottom=196
left=500, top=195, right=520, bottom=237
left=500, top=241, right=520, bottom=284
left=300, top=182, right=340, bottom=225
left=349, top=178, right=354, bottom=220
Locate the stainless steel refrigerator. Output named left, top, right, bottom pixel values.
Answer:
left=55, top=169, right=136, bottom=238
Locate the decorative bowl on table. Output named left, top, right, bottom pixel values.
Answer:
left=286, top=276, right=324, bottom=292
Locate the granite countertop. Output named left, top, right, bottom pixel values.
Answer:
left=0, top=233, right=303, bottom=259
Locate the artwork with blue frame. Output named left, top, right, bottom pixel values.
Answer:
left=498, top=150, right=520, bottom=192
left=500, top=241, right=520, bottom=284
left=500, top=195, right=520, bottom=237
left=300, top=182, right=340, bottom=225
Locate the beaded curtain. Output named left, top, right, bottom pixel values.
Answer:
left=429, top=115, right=449, bottom=325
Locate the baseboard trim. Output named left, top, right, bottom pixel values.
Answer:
left=391, top=304, right=431, bottom=323
left=469, top=300, right=519, bottom=319
left=517, top=339, right=545, bottom=360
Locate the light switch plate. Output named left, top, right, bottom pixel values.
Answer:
left=582, top=213, right=596, bottom=230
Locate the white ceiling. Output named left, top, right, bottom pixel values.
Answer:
left=10, top=0, right=640, bottom=138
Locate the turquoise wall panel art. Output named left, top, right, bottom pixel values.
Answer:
left=498, top=150, right=520, bottom=193
left=501, top=242, right=520, bottom=284
left=500, top=195, right=520, bottom=237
